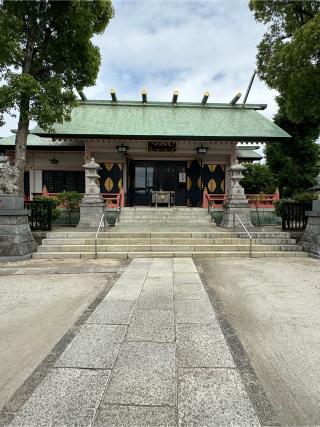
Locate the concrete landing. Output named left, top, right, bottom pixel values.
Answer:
left=6, top=258, right=261, bottom=426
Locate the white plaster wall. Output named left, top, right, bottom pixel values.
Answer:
left=26, top=151, right=85, bottom=171
left=34, top=170, right=42, bottom=193
left=86, top=139, right=233, bottom=165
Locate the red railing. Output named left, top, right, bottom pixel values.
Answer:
left=203, top=188, right=280, bottom=210
left=246, top=193, right=279, bottom=208
left=31, top=187, right=125, bottom=210
left=101, top=188, right=125, bottom=209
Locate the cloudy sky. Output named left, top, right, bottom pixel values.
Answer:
left=0, top=0, right=278, bottom=137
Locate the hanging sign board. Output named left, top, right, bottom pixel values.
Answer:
left=179, top=172, right=186, bottom=183
left=148, top=141, right=176, bottom=152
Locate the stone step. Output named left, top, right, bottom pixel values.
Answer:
left=121, top=207, right=205, bottom=211
left=121, top=218, right=210, bottom=225
left=45, top=231, right=291, bottom=239
left=37, top=244, right=301, bottom=253
left=42, top=237, right=296, bottom=246
left=32, top=251, right=307, bottom=260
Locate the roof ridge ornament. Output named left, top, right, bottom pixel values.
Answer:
left=201, top=91, right=209, bottom=105
left=78, top=91, right=87, bottom=101
left=110, top=88, right=117, bottom=102
left=172, top=90, right=178, bottom=104
left=230, top=93, right=241, bottom=105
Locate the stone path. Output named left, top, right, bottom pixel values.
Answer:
left=9, top=258, right=260, bottom=426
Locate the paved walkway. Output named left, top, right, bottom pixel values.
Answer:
left=8, top=258, right=260, bottom=426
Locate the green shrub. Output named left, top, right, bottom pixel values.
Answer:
left=274, top=198, right=292, bottom=217
left=275, top=192, right=316, bottom=217
left=292, top=191, right=316, bottom=203
left=33, top=195, right=61, bottom=220
left=57, top=191, right=82, bottom=211
left=57, top=191, right=82, bottom=223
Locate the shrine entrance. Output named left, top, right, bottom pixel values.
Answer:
left=128, top=160, right=187, bottom=206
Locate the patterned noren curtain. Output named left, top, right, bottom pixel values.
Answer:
left=201, top=164, right=225, bottom=194
left=187, top=160, right=202, bottom=206
left=98, top=163, right=123, bottom=193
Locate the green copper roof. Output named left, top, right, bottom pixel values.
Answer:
left=0, top=134, right=84, bottom=147
left=0, top=135, right=261, bottom=160
left=0, top=134, right=44, bottom=145
left=30, top=100, right=290, bottom=141
left=236, top=147, right=262, bottom=160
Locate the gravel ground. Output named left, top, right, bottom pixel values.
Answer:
left=0, top=259, right=126, bottom=410
left=198, top=257, right=320, bottom=426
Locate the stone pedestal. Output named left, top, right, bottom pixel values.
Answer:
left=0, top=195, right=37, bottom=261
left=77, top=157, right=105, bottom=228
left=300, top=200, right=320, bottom=256
left=221, top=161, right=254, bottom=229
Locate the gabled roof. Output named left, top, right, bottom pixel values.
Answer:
left=0, top=134, right=263, bottom=161
left=31, top=100, right=291, bottom=142
left=0, top=134, right=84, bottom=150
left=236, top=146, right=263, bottom=161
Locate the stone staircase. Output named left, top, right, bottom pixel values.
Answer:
left=33, top=230, right=306, bottom=259
left=119, top=207, right=211, bottom=224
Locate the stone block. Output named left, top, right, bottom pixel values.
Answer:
left=9, top=368, right=110, bottom=426
left=173, top=272, right=202, bottom=284
left=103, top=342, right=176, bottom=406
left=77, top=202, right=105, bottom=228
left=174, top=300, right=216, bottom=324
left=178, top=368, right=259, bottom=426
left=55, top=324, right=126, bottom=369
left=131, top=309, right=174, bottom=324
left=94, top=405, right=177, bottom=426
left=176, top=324, right=235, bottom=368
left=137, top=290, right=173, bottom=310
left=143, top=277, right=173, bottom=290
left=86, top=300, right=135, bottom=325
left=127, top=308, right=175, bottom=343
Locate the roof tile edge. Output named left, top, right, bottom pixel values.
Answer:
left=77, top=100, right=267, bottom=110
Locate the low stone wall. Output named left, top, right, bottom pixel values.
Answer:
left=300, top=200, right=320, bottom=256
left=53, top=208, right=80, bottom=226
left=212, top=208, right=280, bottom=226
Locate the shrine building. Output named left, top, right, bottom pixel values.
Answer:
left=0, top=91, right=290, bottom=206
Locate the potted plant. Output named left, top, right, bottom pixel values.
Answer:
left=57, top=191, right=82, bottom=225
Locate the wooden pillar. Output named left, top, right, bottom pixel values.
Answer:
left=202, top=187, right=208, bottom=208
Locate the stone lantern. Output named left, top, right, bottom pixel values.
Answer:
left=221, top=160, right=254, bottom=229
left=77, top=157, right=105, bottom=228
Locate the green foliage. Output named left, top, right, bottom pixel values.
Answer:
left=249, top=0, right=320, bottom=124
left=274, top=192, right=316, bottom=217
left=57, top=191, right=82, bottom=212
left=0, top=0, right=114, bottom=192
left=240, top=163, right=277, bottom=194
left=266, top=96, right=320, bottom=197
left=33, top=195, right=61, bottom=220
left=292, top=191, right=317, bottom=203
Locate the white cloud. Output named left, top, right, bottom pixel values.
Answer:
left=0, top=0, right=278, bottom=137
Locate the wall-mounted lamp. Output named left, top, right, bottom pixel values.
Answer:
left=116, top=143, right=129, bottom=155
left=196, top=145, right=208, bottom=155
left=50, top=153, right=59, bottom=164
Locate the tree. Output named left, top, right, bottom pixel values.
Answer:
left=0, top=0, right=114, bottom=194
left=266, top=96, right=320, bottom=197
left=249, top=0, right=320, bottom=124
left=241, top=163, right=277, bottom=195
